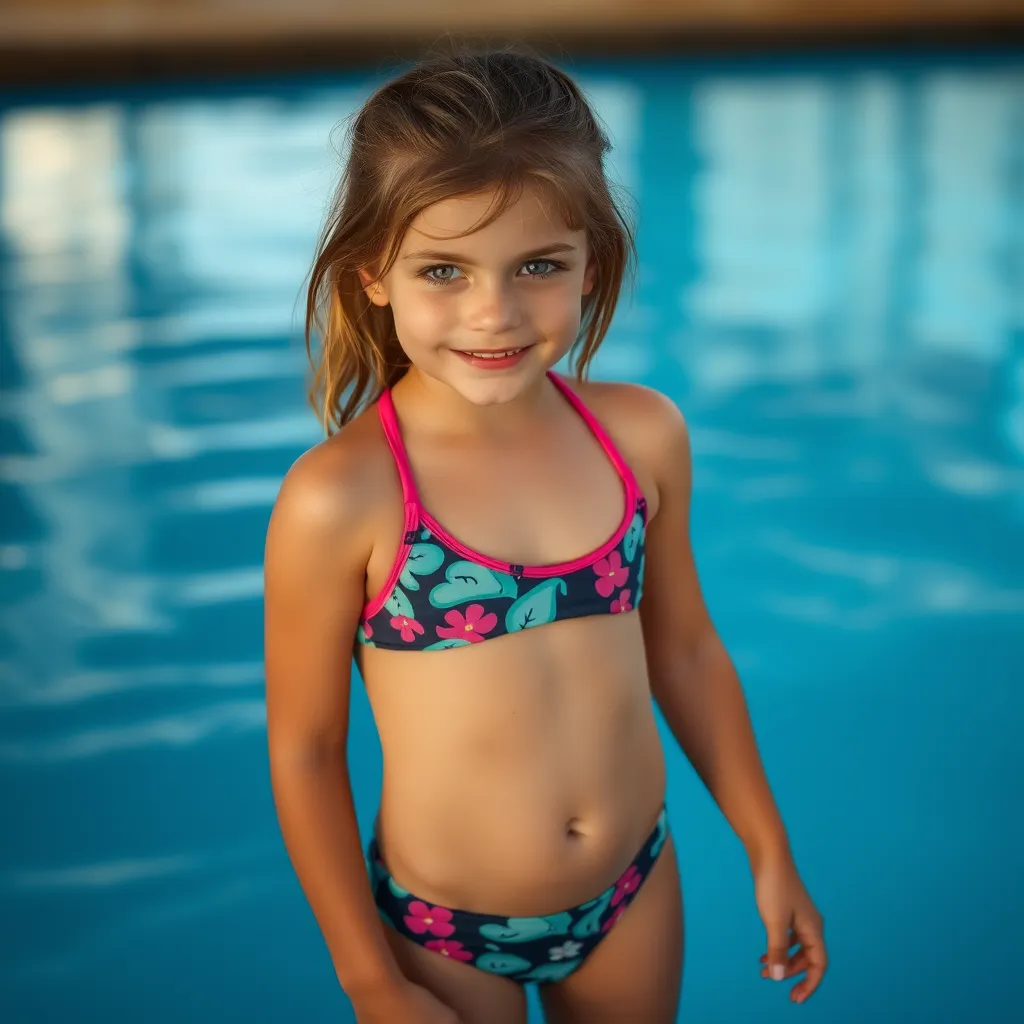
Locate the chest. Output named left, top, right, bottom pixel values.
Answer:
left=406, top=419, right=627, bottom=567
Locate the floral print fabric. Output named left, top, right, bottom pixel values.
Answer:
left=365, top=805, right=668, bottom=985
left=357, top=495, right=647, bottom=652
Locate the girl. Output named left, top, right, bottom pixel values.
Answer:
left=264, top=43, right=827, bottom=1024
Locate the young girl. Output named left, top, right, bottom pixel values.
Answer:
left=264, top=43, right=828, bottom=1024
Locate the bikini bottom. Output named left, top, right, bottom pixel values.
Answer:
left=365, top=804, right=669, bottom=985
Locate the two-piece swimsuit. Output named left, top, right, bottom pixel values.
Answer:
left=356, top=370, right=669, bottom=985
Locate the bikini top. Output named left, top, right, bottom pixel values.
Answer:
left=356, top=371, right=648, bottom=652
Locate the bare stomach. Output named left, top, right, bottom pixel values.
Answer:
left=360, top=613, right=668, bottom=916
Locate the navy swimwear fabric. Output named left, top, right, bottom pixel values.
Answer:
left=365, top=806, right=669, bottom=985
left=357, top=371, right=649, bottom=652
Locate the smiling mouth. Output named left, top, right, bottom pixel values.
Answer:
left=456, top=346, right=528, bottom=359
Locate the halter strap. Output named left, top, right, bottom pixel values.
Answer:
left=375, top=370, right=639, bottom=508
left=546, top=371, right=640, bottom=507
left=376, top=387, right=419, bottom=506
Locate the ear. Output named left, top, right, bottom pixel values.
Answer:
left=358, top=267, right=390, bottom=306
left=581, top=255, right=598, bottom=297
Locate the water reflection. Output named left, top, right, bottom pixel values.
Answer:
left=0, top=699, right=266, bottom=763
left=2, top=660, right=265, bottom=707
left=7, top=854, right=198, bottom=891
left=1, top=55, right=1022, bottom=1024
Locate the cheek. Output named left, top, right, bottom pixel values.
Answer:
left=391, top=290, right=455, bottom=346
left=536, top=280, right=585, bottom=332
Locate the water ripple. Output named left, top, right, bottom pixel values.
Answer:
left=4, top=855, right=198, bottom=892
left=0, top=661, right=264, bottom=708
left=761, top=531, right=1024, bottom=626
left=0, top=700, right=265, bottom=762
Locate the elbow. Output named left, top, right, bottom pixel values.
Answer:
left=268, top=732, right=349, bottom=777
left=647, top=630, right=721, bottom=700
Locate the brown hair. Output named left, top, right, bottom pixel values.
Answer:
left=304, top=39, right=638, bottom=434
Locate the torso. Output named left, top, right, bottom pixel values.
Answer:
left=351, top=373, right=668, bottom=916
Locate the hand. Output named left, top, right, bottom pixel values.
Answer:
left=752, top=851, right=828, bottom=1004
left=353, top=978, right=463, bottom=1024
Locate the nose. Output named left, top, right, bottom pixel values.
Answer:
left=465, top=277, right=523, bottom=335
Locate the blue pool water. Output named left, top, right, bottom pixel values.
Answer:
left=1, top=51, right=1022, bottom=1023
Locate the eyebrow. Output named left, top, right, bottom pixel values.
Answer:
left=400, top=241, right=579, bottom=264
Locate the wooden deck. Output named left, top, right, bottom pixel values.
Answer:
left=1, top=0, right=1021, bottom=85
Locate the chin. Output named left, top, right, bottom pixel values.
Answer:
left=450, top=375, right=534, bottom=407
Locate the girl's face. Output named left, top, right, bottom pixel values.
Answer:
left=359, top=184, right=597, bottom=408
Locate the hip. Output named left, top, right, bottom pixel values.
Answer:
left=365, top=801, right=672, bottom=985
left=370, top=758, right=668, bottom=918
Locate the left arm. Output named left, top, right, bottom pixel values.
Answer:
left=634, top=388, right=828, bottom=1003
left=638, top=392, right=787, bottom=868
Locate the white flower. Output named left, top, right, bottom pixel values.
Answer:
left=548, top=940, right=583, bottom=961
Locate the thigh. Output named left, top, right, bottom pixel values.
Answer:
left=539, top=832, right=684, bottom=1024
left=383, top=923, right=528, bottom=1024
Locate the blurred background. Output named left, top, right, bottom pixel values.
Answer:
left=1, top=2, right=1022, bottom=1022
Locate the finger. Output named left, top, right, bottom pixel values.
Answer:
left=760, top=949, right=809, bottom=980
left=764, top=918, right=794, bottom=982
left=789, top=942, right=828, bottom=1002
left=791, top=951, right=828, bottom=1001
left=759, top=935, right=800, bottom=962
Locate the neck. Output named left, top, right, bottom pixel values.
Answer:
left=392, top=365, right=563, bottom=441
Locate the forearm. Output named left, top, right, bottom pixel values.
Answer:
left=270, top=752, right=403, bottom=998
left=652, top=632, right=791, bottom=868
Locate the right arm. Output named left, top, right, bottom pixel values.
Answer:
left=263, top=444, right=458, bottom=1022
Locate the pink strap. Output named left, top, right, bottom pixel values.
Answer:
left=376, top=388, right=420, bottom=506
left=547, top=371, right=641, bottom=505
left=376, top=371, right=639, bottom=508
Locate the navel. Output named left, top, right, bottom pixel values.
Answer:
left=565, top=817, right=585, bottom=839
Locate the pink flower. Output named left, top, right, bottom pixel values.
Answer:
left=403, top=901, right=455, bottom=937
left=594, top=550, right=629, bottom=597
left=611, top=864, right=643, bottom=907
left=601, top=902, right=628, bottom=933
left=424, top=938, right=473, bottom=962
left=435, top=603, right=497, bottom=643
left=390, top=615, right=424, bottom=643
left=610, top=589, right=632, bottom=614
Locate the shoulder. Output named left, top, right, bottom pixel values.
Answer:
left=571, top=377, right=687, bottom=437
left=565, top=376, right=691, bottom=483
left=265, top=403, right=396, bottom=570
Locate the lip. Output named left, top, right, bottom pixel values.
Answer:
left=452, top=346, right=531, bottom=371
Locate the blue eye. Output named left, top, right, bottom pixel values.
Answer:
left=423, top=265, right=462, bottom=286
left=522, top=260, right=561, bottom=279
left=420, top=260, right=565, bottom=288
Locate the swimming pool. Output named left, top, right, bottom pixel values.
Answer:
left=1, top=50, right=1021, bottom=1023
